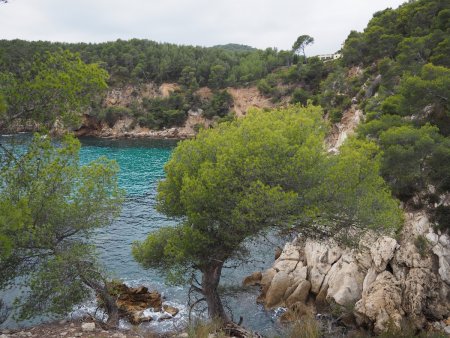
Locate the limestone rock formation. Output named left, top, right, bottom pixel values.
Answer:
left=244, top=210, right=450, bottom=334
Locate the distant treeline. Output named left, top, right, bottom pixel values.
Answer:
left=0, top=39, right=296, bottom=87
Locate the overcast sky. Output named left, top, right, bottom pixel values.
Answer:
left=1, top=0, right=406, bottom=55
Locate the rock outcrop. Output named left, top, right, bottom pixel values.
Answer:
left=245, top=210, right=450, bottom=334
left=74, top=109, right=212, bottom=139
left=109, top=283, right=179, bottom=325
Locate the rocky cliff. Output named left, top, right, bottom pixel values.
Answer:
left=246, top=211, right=450, bottom=334
left=74, top=83, right=274, bottom=139
left=244, top=101, right=450, bottom=335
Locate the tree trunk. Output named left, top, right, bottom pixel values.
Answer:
left=201, top=261, right=229, bottom=322
left=99, top=287, right=119, bottom=328
left=80, top=276, right=119, bottom=328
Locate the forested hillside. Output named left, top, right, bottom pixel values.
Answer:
left=0, top=39, right=298, bottom=130
left=0, top=39, right=286, bottom=86
left=0, top=0, right=448, bottom=227
left=334, top=0, right=450, bottom=229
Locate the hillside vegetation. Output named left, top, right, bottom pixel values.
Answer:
left=0, top=0, right=448, bottom=229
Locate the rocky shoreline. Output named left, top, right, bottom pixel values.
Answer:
left=244, top=210, right=450, bottom=335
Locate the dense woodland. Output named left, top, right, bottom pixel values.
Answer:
left=0, top=0, right=449, bottom=334
left=2, top=0, right=446, bottom=220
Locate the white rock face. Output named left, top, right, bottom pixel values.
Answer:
left=249, top=210, right=450, bottom=334
left=370, top=236, right=398, bottom=272
left=433, top=241, right=450, bottom=284
left=326, top=253, right=364, bottom=306
left=355, top=271, right=404, bottom=333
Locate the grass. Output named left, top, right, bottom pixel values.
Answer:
left=286, top=315, right=321, bottom=338
left=186, top=319, right=228, bottom=338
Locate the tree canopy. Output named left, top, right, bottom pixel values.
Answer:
left=133, top=105, right=402, bottom=321
left=0, top=134, right=124, bottom=324
left=292, top=35, right=314, bottom=59
left=0, top=49, right=108, bottom=129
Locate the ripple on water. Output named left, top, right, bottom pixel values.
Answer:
left=1, top=136, right=286, bottom=336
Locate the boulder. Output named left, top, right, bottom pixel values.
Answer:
left=163, top=304, right=179, bottom=317
left=111, top=283, right=163, bottom=324
left=265, top=271, right=292, bottom=308
left=274, top=246, right=282, bottom=260
left=401, top=268, right=435, bottom=328
left=81, top=322, right=95, bottom=332
left=243, top=271, right=262, bottom=286
left=362, top=267, right=377, bottom=292
left=285, top=280, right=311, bottom=306
left=130, top=310, right=153, bottom=325
left=326, top=253, right=364, bottom=307
left=370, top=236, right=398, bottom=272
left=257, top=268, right=277, bottom=302
left=354, top=271, right=404, bottom=334
left=278, top=243, right=302, bottom=261
left=304, top=239, right=341, bottom=293
left=309, top=263, right=331, bottom=294
left=395, top=242, right=431, bottom=269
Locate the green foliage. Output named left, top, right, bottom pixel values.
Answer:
left=292, top=35, right=314, bottom=58
left=397, top=64, right=450, bottom=135
left=203, top=90, right=234, bottom=119
left=320, top=0, right=450, bottom=225
left=179, top=66, right=199, bottom=91
left=290, top=88, right=311, bottom=105
left=140, top=92, right=188, bottom=129
left=431, top=205, right=450, bottom=232
left=133, top=105, right=401, bottom=318
left=208, top=64, right=228, bottom=89
left=305, top=138, right=403, bottom=240
left=0, top=134, right=124, bottom=319
left=358, top=114, right=408, bottom=139
left=378, top=124, right=446, bottom=199
left=0, top=39, right=288, bottom=88
left=342, top=0, right=449, bottom=67
left=414, top=235, right=429, bottom=258
left=97, top=106, right=132, bottom=128
left=0, top=93, right=6, bottom=118
left=0, top=49, right=108, bottom=128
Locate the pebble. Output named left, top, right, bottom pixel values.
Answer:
left=112, top=333, right=126, bottom=338
left=81, top=323, right=95, bottom=332
left=0, top=334, right=9, bottom=338
left=74, top=333, right=82, bottom=337
left=69, top=323, right=75, bottom=328
left=444, top=326, right=450, bottom=334
left=60, top=332, right=68, bottom=337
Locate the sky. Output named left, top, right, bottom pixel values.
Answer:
left=0, top=0, right=407, bottom=55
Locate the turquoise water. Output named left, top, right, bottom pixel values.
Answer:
left=0, top=135, right=285, bottom=336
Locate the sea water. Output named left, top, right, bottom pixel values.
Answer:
left=0, top=135, right=287, bottom=336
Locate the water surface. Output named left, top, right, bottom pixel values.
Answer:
left=1, top=135, right=285, bottom=336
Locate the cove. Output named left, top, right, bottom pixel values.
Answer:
left=0, top=135, right=284, bottom=336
